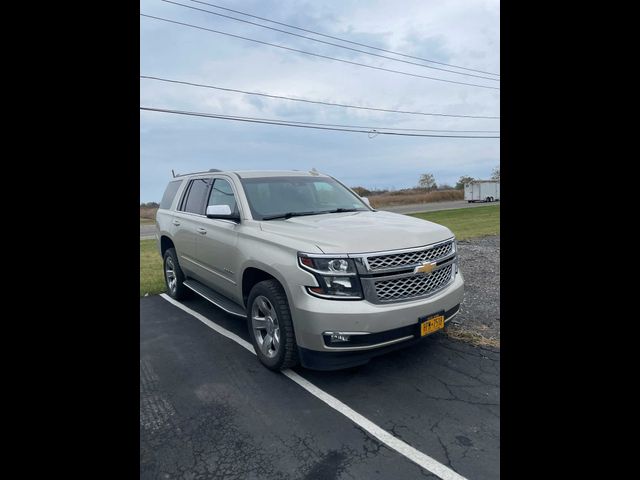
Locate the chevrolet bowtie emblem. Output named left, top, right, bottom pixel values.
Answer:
left=414, top=262, right=436, bottom=274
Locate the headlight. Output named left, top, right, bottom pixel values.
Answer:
left=298, top=254, right=363, bottom=299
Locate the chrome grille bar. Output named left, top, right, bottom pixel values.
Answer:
left=358, top=239, right=457, bottom=303
left=365, top=240, right=454, bottom=273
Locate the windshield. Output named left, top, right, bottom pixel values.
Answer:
left=240, top=176, right=370, bottom=220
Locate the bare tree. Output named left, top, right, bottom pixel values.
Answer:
left=418, top=173, right=437, bottom=191
left=455, top=175, right=475, bottom=189
left=491, top=166, right=500, bottom=181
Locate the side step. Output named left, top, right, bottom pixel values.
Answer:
left=183, top=279, right=247, bottom=318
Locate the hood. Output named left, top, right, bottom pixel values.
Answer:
left=259, top=210, right=453, bottom=254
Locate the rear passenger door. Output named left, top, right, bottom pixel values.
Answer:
left=171, top=176, right=212, bottom=276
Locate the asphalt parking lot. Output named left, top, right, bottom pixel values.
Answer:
left=140, top=294, right=499, bottom=479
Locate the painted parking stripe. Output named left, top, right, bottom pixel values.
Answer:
left=159, top=293, right=467, bottom=480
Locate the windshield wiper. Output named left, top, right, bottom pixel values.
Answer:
left=325, top=208, right=362, bottom=213
left=262, top=208, right=365, bottom=220
left=262, top=211, right=325, bottom=220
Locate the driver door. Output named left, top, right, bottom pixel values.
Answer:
left=193, top=177, right=242, bottom=299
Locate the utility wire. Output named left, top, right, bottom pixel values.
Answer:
left=140, top=14, right=500, bottom=91
left=161, top=0, right=498, bottom=82
left=140, top=107, right=500, bottom=138
left=186, top=0, right=500, bottom=77
left=140, top=75, right=500, bottom=120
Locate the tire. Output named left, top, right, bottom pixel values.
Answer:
left=247, top=279, right=299, bottom=370
left=163, top=248, right=189, bottom=300
left=486, top=196, right=491, bottom=202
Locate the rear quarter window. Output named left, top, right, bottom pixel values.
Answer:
left=159, top=180, right=182, bottom=210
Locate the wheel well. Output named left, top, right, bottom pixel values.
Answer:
left=160, top=236, right=175, bottom=257
left=242, top=268, right=278, bottom=307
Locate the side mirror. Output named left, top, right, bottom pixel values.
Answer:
left=206, top=204, right=240, bottom=222
left=361, top=197, right=371, bottom=207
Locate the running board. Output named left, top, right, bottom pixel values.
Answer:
left=183, top=279, right=247, bottom=317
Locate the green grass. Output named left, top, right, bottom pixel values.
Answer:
left=409, top=204, right=500, bottom=240
left=140, top=217, right=155, bottom=225
left=140, top=239, right=166, bottom=297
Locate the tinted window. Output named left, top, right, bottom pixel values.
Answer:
left=182, top=178, right=210, bottom=214
left=208, top=179, right=238, bottom=213
left=159, top=180, right=182, bottom=209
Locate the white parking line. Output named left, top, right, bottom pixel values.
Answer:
left=160, top=293, right=468, bottom=480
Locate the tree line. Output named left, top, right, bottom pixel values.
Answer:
left=353, top=166, right=500, bottom=196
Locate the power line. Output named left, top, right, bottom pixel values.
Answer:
left=140, top=14, right=500, bottom=91
left=186, top=0, right=500, bottom=77
left=140, top=107, right=500, bottom=138
left=140, top=75, right=500, bottom=120
left=161, top=0, right=499, bottom=82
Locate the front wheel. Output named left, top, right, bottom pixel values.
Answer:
left=247, top=280, right=299, bottom=370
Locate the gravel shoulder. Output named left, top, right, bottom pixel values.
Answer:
left=448, top=235, right=500, bottom=346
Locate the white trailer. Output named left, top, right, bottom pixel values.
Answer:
left=464, top=180, right=500, bottom=203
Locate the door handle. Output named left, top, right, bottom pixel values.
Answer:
left=172, top=220, right=181, bottom=226
left=197, top=227, right=207, bottom=235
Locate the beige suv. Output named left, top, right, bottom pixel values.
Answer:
left=156, top=169, right=464, bottom=371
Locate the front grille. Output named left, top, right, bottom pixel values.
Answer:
left=374, top=264, right=453, bottom=302
left=367, top=241, right=453, bottom=271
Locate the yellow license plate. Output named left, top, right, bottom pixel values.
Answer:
left=421, top=315, right=445, bottom=336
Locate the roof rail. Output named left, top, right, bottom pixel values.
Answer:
left=173, top=168, right=224, bottom=177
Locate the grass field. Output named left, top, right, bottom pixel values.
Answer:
left=409, top=204, right=500, bottom=240
left=369, top=189, right=463, bottom=208
left=140, top=218, right=155, bottom=225
left=139, top=205, right=500, bottom=296
left=140, top=239, right=165, bottom=297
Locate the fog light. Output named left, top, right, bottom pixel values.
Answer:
left=330, top=333, right=351, bottom=343
left=325, top=277, right=352, bottom=289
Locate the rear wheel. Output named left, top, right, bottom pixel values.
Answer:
left=247, top=280, right=299, bottom=370
left=486, top=196, right=492, bottom=202
left=163, top=248, right=189, bottom=300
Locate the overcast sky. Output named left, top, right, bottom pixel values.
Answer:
left=140, top=0, right=500, bottom=202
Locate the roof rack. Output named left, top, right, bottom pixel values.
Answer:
left=173, top=168, right=223, bottom=177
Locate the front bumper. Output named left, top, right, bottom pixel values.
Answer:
left=289, top=271, right=464, bottom=368
left=297, top=304, right=460, bottom=370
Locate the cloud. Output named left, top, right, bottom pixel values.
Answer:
left=140, top=0, right=499, bottom=201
